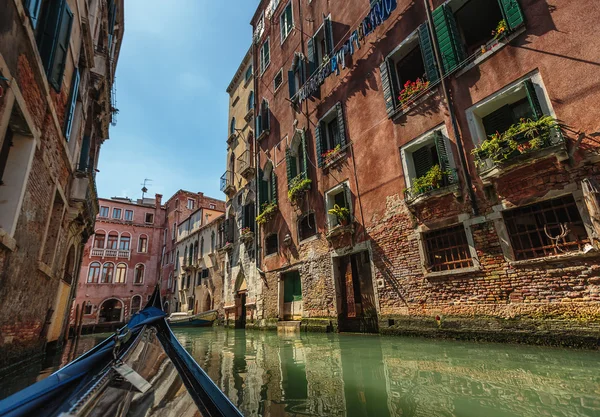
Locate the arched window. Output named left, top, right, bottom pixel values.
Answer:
left=183, top=246, right=188, bottom=266
left=193, top=241, right=199, bottom=265
left=134, top=264, right=145, bottom=284
left=119, top=233, right=131, bottom=250
left=230, top=117, right=236, bottom=136
left=211, top=232, right=215, bottom=252
left=101, top=263, right=115, bottom=283
left=87, top=262, right=101, bottom=283
left=167, top=272, right=173, bottom=290
left=176, top=250, right=180, bottom=271
left=190, top=242, right=196, bottom=266
left=94, top=232, right=106, bottom=248
left=200, top=237, right=204, bottom=257
left=130, top=295, right=142, bottom=316
left=138, top=235, right=148, bottom=253
left=107, top=232, right=118, bottom=249
left=63, top=245, right=76, bottom=284
left=115, top=263, right=127, bottom=283
left=247, top=91, right=254, bottom=112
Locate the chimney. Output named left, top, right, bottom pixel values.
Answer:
left=155, top=193, right=163, bottom=206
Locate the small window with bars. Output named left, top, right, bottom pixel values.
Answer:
left=274, top=69, right=283, bottom=92
left=503, top=195, right=590, bottom=260
left=423, top=224, right=473, bottom=272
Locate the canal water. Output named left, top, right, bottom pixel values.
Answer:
left=1, top=328, right=599, bottom=417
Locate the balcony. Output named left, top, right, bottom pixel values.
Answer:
left=474, top=128, right=568, bottom=185
left=90, top=248, right=131, bottom=260
left=404, top=169, right=461, bottom=206
left=238, top=150, right=255, bottom=178
left=220, top=171, right=236, bottom=196
left=70, top=172, right=99, bottom=224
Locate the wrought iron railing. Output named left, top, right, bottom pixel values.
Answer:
left=220, top=171, right=234, bottom=192
left=404, top=168, right=459, bottom=203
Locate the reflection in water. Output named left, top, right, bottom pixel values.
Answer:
left=176, top=328, right=600, bottom=417
left=1, top=329, right=600, bottom=417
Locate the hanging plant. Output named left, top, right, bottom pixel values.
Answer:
left=288, top=177, right=312, bottom=205
left=256, top=202, right=278, bottom=225
left=328, top=204, right=350, bottom=226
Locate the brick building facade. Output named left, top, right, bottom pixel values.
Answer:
left=72, top=195, right=165, bottom=328
left=0, top=0, right=123, bottom=367
left=160, top=190, right=225, bottom=312
left=245, top=0, right=600, bottom=342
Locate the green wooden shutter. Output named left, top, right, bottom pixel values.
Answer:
left=301, top=130, right=308, bottom=179
left=49, top=3, right=73, bottom=91
left=434, top=131, right=452, bottom=182
left=379, top=59, right=397, bottom=117
left=307, top=37, right=316, bottom=75
left=262, top=100, right=270, bottom=131
left=432, top=4, right=464, bottom=74
left=256, top=113, right=262, bottom=136
left=524, top=79, right=543, bottom=120
left=482, top=104, right=514, bottom=137
left=271, top=170, right=278, bottom=205
left=25, top=0, right=43, bottom=29
left=286, top=148, right=297, bottom=187
left=78, top=135, right=90, bottom=171
left=37, top=0, right=63, bottom=71
left=498, top=0, right=525, bottom=30
left=413, top=146, right=434, bottom=179
left=288, top=70, right=296, bottom=98
left=418, top=23, right=439, bottom=84
left=64, top=68, right=80, bottom=141
left=293, top=274, right=302, bottom=301
left=336, top=103, right=346, bottom=148
left=259, top=168, right=268, bottom=207
left=315, top=122, right=324, bottom=167
left=324, top=17, right=334, bottom=56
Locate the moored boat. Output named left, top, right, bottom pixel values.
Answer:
left=167, top=310, right=218, bottom=328
left=0, top=287, right=242, bottom=417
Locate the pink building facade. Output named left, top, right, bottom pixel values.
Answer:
left=72, top=195, right=166, bottom=327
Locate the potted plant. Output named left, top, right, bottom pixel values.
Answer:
left=328, top=204, right=350, bottom=226
left=288, top=177, right=312, bottom=205
left=407, top=165, right=450, bottom=197
left=256, top=202, right=278, bottom=225
left=398, top=78, right=430, bottom=108
left=492, top=19, right=508, bottom=40
left=322, top=144, right=342, bottom=165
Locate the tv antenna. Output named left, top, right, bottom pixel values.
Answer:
left=141, top=178, right=153, bottom=200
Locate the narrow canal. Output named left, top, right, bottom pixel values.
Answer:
left=1, top=328, right=599, bottom=417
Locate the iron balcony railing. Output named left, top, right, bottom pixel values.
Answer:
left=220, top=171, right=234, bottom=193
left=238, top=150, right=254, bottom=176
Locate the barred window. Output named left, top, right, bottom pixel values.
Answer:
left=424, top=224, right=473, bottom=272
left=503, top=195, right=589, bottom=260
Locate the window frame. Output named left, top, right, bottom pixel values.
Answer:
left=145, top=213, right=154, bottom=224
left=99, top=206, right=109, bottom=217
left=115, top=263, right=127, bottom=284
left=134, top=264, right=145, bottom=285
left=138, top=235, right=148, bottom=253
left=187, top=199, right=196, bottom=210
left=265, top=233, right=279, bottom=256
left=87, top=262, right=101, bottom=283
left=112, top=208, right=122, bottom=219
left=124, top=209, right=134, bottom=221
left=279, top=1, right=294, bottom=44
left=274, top=68, right=284, bottom=92
left=298, top=212, right=318, bottom=242
left=260, top=38, right=271, bottom=75
left=324, top=181, right=352, bottom=230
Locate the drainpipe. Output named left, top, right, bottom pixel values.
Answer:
left=424, top=0, right=478, bottom=216
left=252, top=43, right=261, bottom=270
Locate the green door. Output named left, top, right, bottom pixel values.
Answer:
left=283, top=271, right=302, bottom=303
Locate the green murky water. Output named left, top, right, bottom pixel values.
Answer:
left=1, top=329, right=599, bottom=416
left=175, top=328, right=600, bottom=417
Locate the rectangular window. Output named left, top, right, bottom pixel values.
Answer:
left=315, top=103, right=346, bottom=167
left=260, top=39, right=270, bottom=74
left=145, top=213, right=154, bottom=224
left=37, top=0, right=74, bottom=90
left=299, top=213, right=317, bottom=241
left=242, top=204, right=255, bottom=232
left=172, top=223, right=176, bottom=239
left=454, top=0, right=505, bottom=54
left=112, top=208, right=122, bottom=219
left=0, top=128, right=14, bottom=186
left=274, top=69, right=283, bottom=91
left=124, top=210, right=133, bottom=221
left=245, top=65, right=253, bottom=82
left=119, top=235, right=130, bottom=251
left=209, top=203, right=216, bottom=209
left=25, top=0, right=43, bottom=29
left=187, top=199, right=195, bottom=210
left=423, top=224, right=473, bottom=272
left=138, top=236, right=148, bottom=253
left=99, top=206, right=109, bottom=217
left=83, top=303, right=93, bottom=315
left=265, top=233, right=278, bottom=256
left=503, top=195, right=590, bottom=261
left=280, top=2, right=293, bottom=42
left=325, top=183, right=351, bottom=229
left=307, top=17, right=333, bottom=76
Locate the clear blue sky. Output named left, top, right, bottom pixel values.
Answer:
left=96, top=0, right=259, bottom=202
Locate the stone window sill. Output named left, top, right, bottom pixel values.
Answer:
left=391, top=89, right=439, bottom=120
left=509, top=248, right=599, bottom=267
left=299, top=234, right=320, bottom=245
left=405, top=183, right=461, bottom=207
left=425, top=265, right=481, bottom=279
left=0, top=228, right=17, bottom=252
left=264, top=252, right=278, bottom=259
left=38, top=261, right=53, bottom=278
left=257, top=130, right=270, bottom=142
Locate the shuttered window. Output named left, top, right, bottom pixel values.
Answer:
left=257, top=99, right=270, bottom=137
left=498, top=0, right=525, bottom=30
left=64, top=68, right=80, bottom=141
left=315, top=103, right=346, bottom=168
left=242, top=204, right=255, bottom=231
left=307, top=17, right=334, bottom=76
left=406, top=131, right=453, bottom=186
left=286, top=133, right=308, bottom=187
left=280, top=2, right=293, bottom=42
left=380, top=24, right=436, bottom=118
left=37, top=0, right=73, bottom=91
left=481, top=80, right=541, bottom=138
left=260, top=39, right=270, bottom=74
left=25, top=0, right=43, bottom=29
left=432, top=3, right=464, bottom=74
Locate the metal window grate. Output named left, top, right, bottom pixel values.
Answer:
left=503, top=195, right=589, bottom=260
left=424, top=224, right=473, bottom=272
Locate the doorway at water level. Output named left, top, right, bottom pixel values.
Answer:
left=333, top=250, right=378, bottom=333
left=235, top=291, right=247, bottom=329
